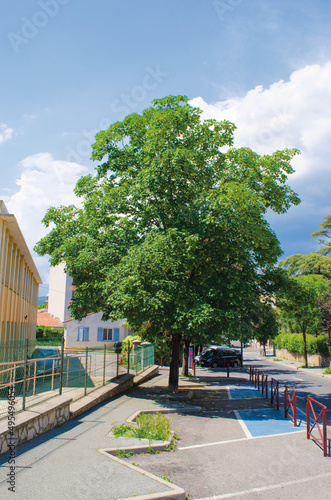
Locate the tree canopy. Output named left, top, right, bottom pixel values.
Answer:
left=311, top=212, right=331, bottom=255
left=35, top=95, right=300, bottom=391
left=276, top=274, right=329, bottom=366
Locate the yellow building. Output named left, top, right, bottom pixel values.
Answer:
left=0, top=201, right=42, bottom=362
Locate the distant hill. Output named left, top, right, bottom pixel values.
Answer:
left=38, top=296, right=48, bottom=306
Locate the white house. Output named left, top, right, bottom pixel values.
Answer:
left=48, top=263, right=131, bottom=348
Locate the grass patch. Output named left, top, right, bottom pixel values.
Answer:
left=273, top=358, right=282, bottom=362
left=112, top=412, right=172, bottom=441
left=159, top=472, right=172, bottom=483
left=165, top=431, right=179, bottom=452
left=112, top=423, right=136, bottom=438
left=323, top=367, right=331, bottom=375
left=116, top=449, right=135, bottom=458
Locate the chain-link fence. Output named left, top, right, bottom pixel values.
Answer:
left=0, top=339, right=155, bottom=420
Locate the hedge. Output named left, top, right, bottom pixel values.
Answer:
left=273, top=332, right=330, bottom=356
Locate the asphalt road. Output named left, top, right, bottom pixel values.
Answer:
left=244, top=349, right=331, bottom=422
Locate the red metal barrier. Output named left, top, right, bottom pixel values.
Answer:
left=261, top=373, right=268, bottom=398
left=270, top=378, right=279, bottom=410
left=254, top=368, right=259, bottom=389
left=284, top=385, right=297, bottom=426
left=307, top=396, right=328, bottom=457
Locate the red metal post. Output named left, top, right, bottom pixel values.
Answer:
left=284, top=386, right=287, bottom=419
left=323, top=408, right=327, bottom=457
left=261, top=373, right=264, bottom=395
left=306, top=399, right=310, bottom=440
left=293, top=390, right=297, bottom=427
left=227, top=363, right=229, bottom=378
left=160, top=357, right=163, bottom=367
left=192, top=360, right=196, bottom=377
left=257, top=370, right=260, bottom=391
left=265, top=374, right=268, bottom=399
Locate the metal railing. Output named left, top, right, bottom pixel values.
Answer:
left=0, top=340, right=155, bottom=420
left=307, top=396, right=328, bottom=457
left=261, top=373, right=268, bottom=398
left=284, top=385, right=297, bottom=427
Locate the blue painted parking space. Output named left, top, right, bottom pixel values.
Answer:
left=237, top=407, right=306, bottom=437
left=228, top=385, right=262, bottom=399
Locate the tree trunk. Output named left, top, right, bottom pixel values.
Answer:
left=182, top=338, right=190, bottom=377
left=240, top=342, right=243, bottom=368
left=302, top=327, right=308, bottom=367
left=169, top=332, right=181, bottom=393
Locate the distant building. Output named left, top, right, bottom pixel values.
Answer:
left=0, top=201, right=42, bottom=361
left=48, top=263, right=131, bottom=348
left=37, top=309, right=62, bottom=329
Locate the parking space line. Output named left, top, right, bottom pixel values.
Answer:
left=234, top=409, right=252, bottom=439
left=178, top=437, right=248, bottom=450
left=194, top=471, right=331, bottom=499
left=178, top=429, right=306, bottom=451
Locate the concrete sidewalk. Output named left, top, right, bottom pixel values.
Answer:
left=0, top=366, right=330, bottom=499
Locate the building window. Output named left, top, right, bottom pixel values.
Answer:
left=77, top=326, right=89, bottom=341
left=103, top=328, right=112, bottom=341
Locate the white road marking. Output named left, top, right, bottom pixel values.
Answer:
left=234, top=409, right=252, bottom=439
left=292, top=376, right=304, bottom=381
left=194, top=472, right=331, bottom=499
left=178, top=430, right=306, bottom=450
left=178, top=437, right=248, bottom=450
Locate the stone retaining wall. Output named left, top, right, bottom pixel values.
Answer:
left=0, top=365, right=159, bottom=456
left=275, top=348, right=330, bottom=367
left=0, top=395, right=72, bottom=455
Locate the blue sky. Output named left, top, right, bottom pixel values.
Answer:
left=1, top=0, right=331, bottom=295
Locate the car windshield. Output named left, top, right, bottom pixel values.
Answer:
left=202, top=348, right=218, bottom=357
left=30, top=349, right=58, bottom=359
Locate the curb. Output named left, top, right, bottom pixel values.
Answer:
left=98, top=448, right=186, bottom=500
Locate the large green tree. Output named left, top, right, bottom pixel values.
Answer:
left=35, top=95, right=300, bottom=392
left=311, top=212, right=331, bottom=255
left=276, top=274, right=329, bottom=366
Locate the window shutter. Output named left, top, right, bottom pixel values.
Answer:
left=83, top=327, right=89, bottom=341
left=113, top=328, right=119, bottom=341
left=97, top=327, right=103, bottom=341
left=77, top=326, right=84, bottom=341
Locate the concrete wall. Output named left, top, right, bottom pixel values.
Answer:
left=276, top=348, right=330, bottom=367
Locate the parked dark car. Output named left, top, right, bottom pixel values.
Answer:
left=200, top=348, right=242, bottom=368
left=113, top=341, right=122, bottom=353
left=28, top=347, right=60, bottom=374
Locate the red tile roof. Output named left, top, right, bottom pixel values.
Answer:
left=37, top=311, right=62, bottom=328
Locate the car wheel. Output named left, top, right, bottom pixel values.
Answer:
left=212, top=362, right=218, bottom=368
left=233, top=360, right=239, bottom=368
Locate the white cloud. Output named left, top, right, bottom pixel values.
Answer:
left=191, top=62, right=331, bottom=164
left=0, top=123, right=14, bottom=144
left=190, top=62, right=331, bottom=257
left=2, top=153, right=88, bottom=282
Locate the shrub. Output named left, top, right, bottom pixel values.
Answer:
left=274, top=332, right=329, bottom=356
left=112, top=413, right=172, bottom=441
